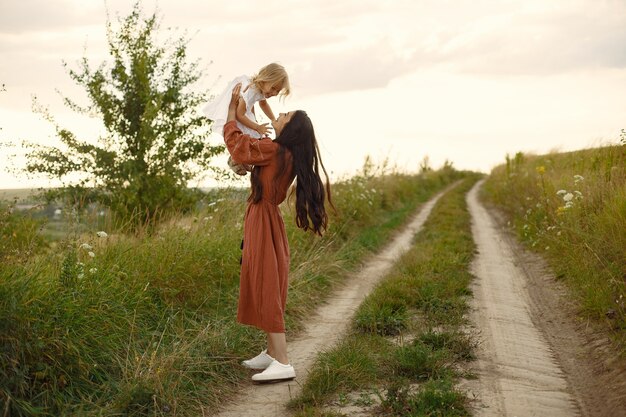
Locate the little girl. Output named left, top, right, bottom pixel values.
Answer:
left=204, top=63, right=291, bottom=175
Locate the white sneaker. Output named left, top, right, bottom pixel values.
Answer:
left=242, top=349, right=274, bottom=370
left=251, top=360, right=296, bottom=383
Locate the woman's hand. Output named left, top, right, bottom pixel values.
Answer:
left=226, top=83, right=242, bottom=123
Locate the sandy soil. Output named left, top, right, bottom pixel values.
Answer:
left=210, top=185, right=456, bottom=417
left=466, top=180, right=626, bottom=417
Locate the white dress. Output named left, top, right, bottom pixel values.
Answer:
left=203, top=75, right=265, bottom=139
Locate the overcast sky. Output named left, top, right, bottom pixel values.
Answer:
left=1, top=0, right=625, bottom=189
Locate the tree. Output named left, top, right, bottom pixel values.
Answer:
left=23, top=2, right=222, bottom=223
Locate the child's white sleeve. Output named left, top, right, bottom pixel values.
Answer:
left=203, top=75, right=249, bottom=137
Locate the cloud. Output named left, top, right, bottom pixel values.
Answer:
left=0, top=0, right=101, bottom=33
left=416, top=1, right=626, bottom=75
left=291, top=41, right=420, bottom=95
left=1, top=0, right=626, bottom=106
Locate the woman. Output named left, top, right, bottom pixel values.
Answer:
left=223, top=83, right=331, bottom=382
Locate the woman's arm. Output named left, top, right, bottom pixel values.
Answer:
left=226, top=83, right=242, bottom=122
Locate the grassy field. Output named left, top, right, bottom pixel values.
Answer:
left=482, top=144, right=626, bottom=351
left=0, top=166, right=467, bottom=416
left=0, top=188, right=41, bottom=203
left=289, top=174, right=481, bottom=416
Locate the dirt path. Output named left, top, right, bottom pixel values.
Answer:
left=212, top=185, right=456, bottom=417
left=466, top=180, right=580, bottom=416
left=466, top=180, right=626, bottom=417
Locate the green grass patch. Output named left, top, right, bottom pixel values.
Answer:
left=381, top=378, right=468, bottom=416
left=290, top=174, right=481, bottom=416
left=482, top=145, right=626, bottom=350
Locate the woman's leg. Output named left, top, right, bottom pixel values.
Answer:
left=266, top=332, right=289, bottom=364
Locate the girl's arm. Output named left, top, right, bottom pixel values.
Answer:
left=236, top=99, right=271, bottom=136
left=259, top=99, right=276, bottom=122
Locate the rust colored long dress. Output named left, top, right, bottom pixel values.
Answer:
left=223, top=120, right=295, bottom=333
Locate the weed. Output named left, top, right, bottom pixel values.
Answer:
left=354, top=297, right=409, bottom=336
left=392, top=341, right=449, bottom=380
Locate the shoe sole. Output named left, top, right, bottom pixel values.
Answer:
left=242, top=364, right=269, bottom=370
left=252, top=376, right=296, bottom=384
left=241, top=360, right=272, bottom=370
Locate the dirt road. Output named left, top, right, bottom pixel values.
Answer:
left=466, top=180, right=626, bottom=416
left=466, top=180, right=579, bottom=416
left=212, top=185, right=456, bottom=417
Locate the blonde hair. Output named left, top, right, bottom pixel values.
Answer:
left=251, top=63, right=290, bottom=98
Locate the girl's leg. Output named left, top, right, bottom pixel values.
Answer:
left=266, top=332, right=289, bottom=364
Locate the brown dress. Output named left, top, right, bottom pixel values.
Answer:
left=224, top=121, right=295, bottom=333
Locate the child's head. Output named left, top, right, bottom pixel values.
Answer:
left=252, top=63, right=290, bottom=99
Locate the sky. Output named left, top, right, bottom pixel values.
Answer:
left=1, top=0, right=625, bottom=189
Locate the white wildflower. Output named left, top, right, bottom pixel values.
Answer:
left=574, top=175, right=584, bottom=183
left=78, top=273, right=85, bottom=279
left=557, top=231, right=562, bottom=236
left=89, top=268, right=97, bottom=274
left=565, top=201, right=574, bottom=208
left=208, top=202, right=216, bottom=207
left=80, top=243, right=93, bottom=250
left=96, top=231, right=108, bottom=238
left=574, top=191, right=583, bottom=199
left=562, top=193, right=574, bottom=202
left=556, top=189, right=567, bottom=196
left=88, top=251, right=95, bottom=258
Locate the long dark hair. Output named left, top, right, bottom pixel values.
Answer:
left=249, top=111, right=332, bottom=236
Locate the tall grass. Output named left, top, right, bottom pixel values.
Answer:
left=482, top=144, right=626, bottom=349
left=0, top=166, right=464, bottom=416
left=0, top=201, right=47, bottom=264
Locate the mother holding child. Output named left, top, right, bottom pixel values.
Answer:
left=220, top=76, right=332, bottom=382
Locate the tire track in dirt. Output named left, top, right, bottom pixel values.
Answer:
left=211, top=183, right=459, bottom=417
left=465, top=180, right=580, bottom=416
